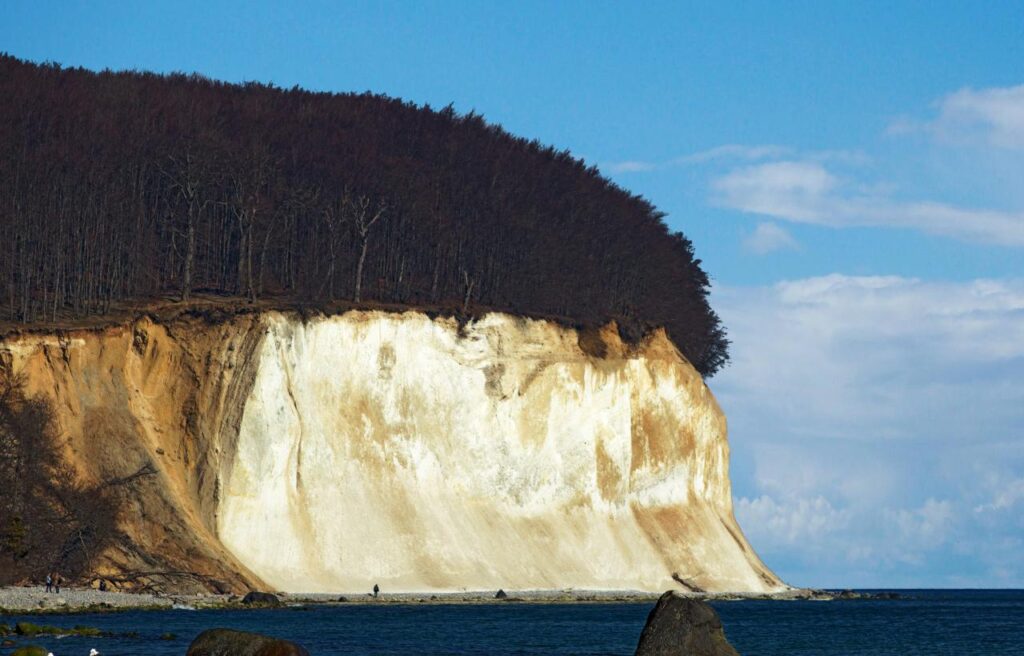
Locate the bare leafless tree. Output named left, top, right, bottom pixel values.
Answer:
left=347, top=194, right=387, bottom=303
left=161, top=150, right=211, bottom=303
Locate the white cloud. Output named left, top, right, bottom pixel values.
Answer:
left=736, top=494, right=849, bottom=546
left=736, top=491, right=962, bottom=575
left=712, top=160, right=1024, bottom=246
left=714, top=275, right=1024, bottom=439
left=903, top=84, right=1024, bottom=149
left=714, top=161, right=836, bottom=221
left=742, top=221, right=800, bottom=254
left=885, top=499, right=955, bottom=554
left=974, top=478, right=1024, bottom=514
left=715, top=276, right=1024, bottom=586
left=603, top=145, right=870, bottom=177
left=679, top=144, right=792, bottom=164
left=604, top=160, right=656, bottom=173
left=678, top=144, right=868, bottom=166
left=690, top=84, right=1024, bottom=585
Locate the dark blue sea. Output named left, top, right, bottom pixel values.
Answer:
left=3, top=590, right=1022, bottom=655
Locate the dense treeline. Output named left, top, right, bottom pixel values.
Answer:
left=0, top=55, right=728, bottom=375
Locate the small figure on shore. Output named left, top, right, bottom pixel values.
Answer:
left=45, top=572, right=53, bottom=593
left=54, top=572, right=62, bottom=594
left=98, top=579, right=107, bottom=592
left=373, top=583, right=379, bottom=598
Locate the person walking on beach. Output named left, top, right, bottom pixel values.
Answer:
left=373, top=583, right=379, bottom=598
left=45, top=572, right=52, bottom=593
left=53, top=572, right=61, bottom=594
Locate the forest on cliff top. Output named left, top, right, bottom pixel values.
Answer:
left=0, top=55, right=728, bottom=375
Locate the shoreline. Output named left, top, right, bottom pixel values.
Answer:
left=0, top=586, right=875, bottom=614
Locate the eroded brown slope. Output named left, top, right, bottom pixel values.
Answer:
left=2, top=316, right=267, bottom=592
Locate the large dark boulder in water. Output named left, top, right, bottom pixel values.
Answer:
left=635, top=591, right=739, bottom=656
left=187, top=628, right=309, bottom=656
left=242, top=591, right=281, bottom=606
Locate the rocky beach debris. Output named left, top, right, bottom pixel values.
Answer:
left=789, top=589, right=904, bottom=602
left=0, top=584, right=903, bottom=616
left=186, top=628, right=309, bottom=656
left=634, top=591, right=740, bottom=656
left=0, top=586, right=173, bottom=612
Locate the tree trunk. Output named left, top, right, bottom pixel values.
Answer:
left=354, top=237, right=369, bottom=303
left=181, top=214, right=194, bottom=302
left=257, top=218, right=275, bottom=296
left=462, top=270, right=475, bottom=314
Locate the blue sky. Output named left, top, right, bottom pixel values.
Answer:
left=4, top=1, right=1023, bottom=588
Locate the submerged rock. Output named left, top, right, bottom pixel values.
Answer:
left=186, top=628, right=309, bottom=656
left=14, top=622, right=102, bottom=637
left=634, top=591, right=739, bottom=656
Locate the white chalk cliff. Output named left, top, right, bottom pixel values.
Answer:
left=2, top=310, right=783, bottom=594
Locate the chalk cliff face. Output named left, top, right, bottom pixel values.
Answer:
left=1, top=311, right=782, bottom=594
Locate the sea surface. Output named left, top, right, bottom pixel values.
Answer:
left=2, top=590, right=1022, bottom=655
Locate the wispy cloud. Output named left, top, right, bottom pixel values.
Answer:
left=603, top=160, right=657, bottom=173
left=974, top=478, right=1024, bottom=514
left=742, top=221, right=800, bottom=254
left=736, top=494, right=849, bottom=546
left=603, top=145, right=868, bottom=176
left=678, top=144, right=792, bottom=164
left=712, top=160, right=1024, bottom=246
left=892, top=84, right=1024, bottom=149
left=736, top=493, right=957, bottom=571
left=884, top=499, right=955, bottom=558
left=677, top=144, right=869, bottom=166
left=601, top=147, right=783, bottom=174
